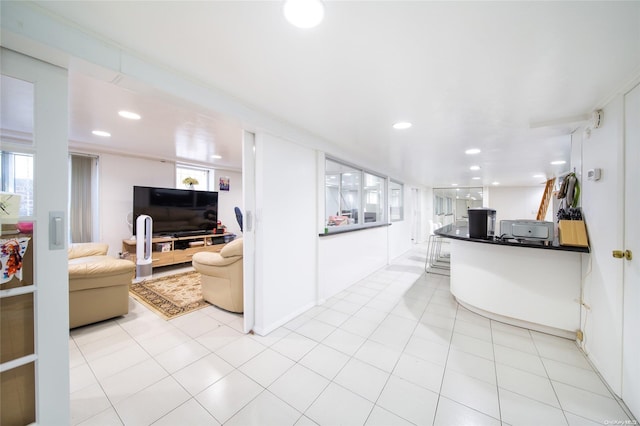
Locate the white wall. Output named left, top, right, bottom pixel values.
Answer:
left=251, top=135, right=428, bottom=333
left=253, top=133, right=318, bottom=334
left=388, top=183, right=416, bottom=259
left=580, top=95, right=625, bottom=395
left=98, top=153, right=174, bottom=256
left=487, top=186, right=547, bottom=225
left=318, top=228, right=389, bottom=302
left=97, top=153, right=243, bottom=257
left=388, top=218, right=413, bottom=260
left=213, top=169, right=243, bottom=236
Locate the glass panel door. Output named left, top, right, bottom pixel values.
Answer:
left=1, top=73, right=37, bottom=426
left=1, top=48, right=69, bottom=425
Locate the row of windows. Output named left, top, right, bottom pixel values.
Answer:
left=325, top=158, right=403, bottom=233
left=2, top=151, right=405, bottom=240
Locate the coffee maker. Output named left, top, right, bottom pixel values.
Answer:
left=468, top=207, right=496, bottom=240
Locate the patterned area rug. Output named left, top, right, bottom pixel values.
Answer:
left=129, top=271, right=208, bottom=320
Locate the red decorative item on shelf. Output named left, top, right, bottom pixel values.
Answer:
left=17, top=221, right=34, bottom=233
left=1, top=237, right=30, bottom=284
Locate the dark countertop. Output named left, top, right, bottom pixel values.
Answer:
left=435, top=224, right=589, bottom=253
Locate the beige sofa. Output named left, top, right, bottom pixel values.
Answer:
left=192, top=238, right=243, bottom=313
left=68, top=243, right=135, bottom=328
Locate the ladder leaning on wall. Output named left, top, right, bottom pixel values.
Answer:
left=537, top=178, right=556, bottom=221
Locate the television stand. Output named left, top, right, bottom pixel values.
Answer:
left=171, top=230, right=210, bottom=238
left=122, top=232, right=235, bottom=274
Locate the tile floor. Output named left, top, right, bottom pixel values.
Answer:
left=69, top=247, right=636, bottom=425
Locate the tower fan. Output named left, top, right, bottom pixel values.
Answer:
left=136, top=214, right=153, bottom=279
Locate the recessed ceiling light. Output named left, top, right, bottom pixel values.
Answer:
left=451, top=183, right=458, bottom=186
left=283, top=0, right=325, bottom=29
left=533, top=174, right=545, bottom=178
left=472, top=176, right=481, bottom=180
left=392, top=122, right=412, bottom=130
left=492, top=181, right=500, bottom=185
left=211, top=155, right=222, bottom=159
left=550, top=160, right=566, bottom=165
left=465, top=148, right=481, bottom=155
left=469, top=165, right=481, bottom=171
left=92, top=130, right=111, bottom=137
left=118, top=110, right=141, bottom=120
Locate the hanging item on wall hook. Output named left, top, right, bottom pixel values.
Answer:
left=557, top=172, right=580, bottom=208
left=557, top=172, right=582, bottom=221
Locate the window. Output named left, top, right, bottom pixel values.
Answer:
left=435, top=195, right=444, bottom=215
left=0, top=151, right=34, bottom=217
left=325, top=158, right=386, bottom=231
left=364, top=172, right=384, bottom=223
left=433, top=187, right=484, bottom=224
left=176, top=165, right=209, bottom=190
left=389, top=180, right=404, bottom=221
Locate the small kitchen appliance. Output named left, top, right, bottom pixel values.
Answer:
left=499, top=220, right=555, bottom=243
left=468, top=207, right=496, bottom=240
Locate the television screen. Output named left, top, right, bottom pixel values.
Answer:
left=133, top=186, right=218, bottom=236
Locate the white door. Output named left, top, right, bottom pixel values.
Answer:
left=0, top=48, right=69, bottom=425
left=242, top=130, right=256, bottom=333
left=622, top=83, right=640, bottom=419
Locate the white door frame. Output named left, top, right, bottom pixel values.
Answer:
left=242, top=131, right=256, bottom=333
left=622, top=82, right=640, bottom=419
left=1, top=48, right=70, bottom=425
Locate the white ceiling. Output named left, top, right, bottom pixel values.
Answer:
left=5, top=1, right=640, bottom=187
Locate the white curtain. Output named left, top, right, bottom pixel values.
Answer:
left=69, top=154, right=96, bottom=243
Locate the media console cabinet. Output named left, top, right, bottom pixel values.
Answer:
left=122, top=232, right=234, bottom=270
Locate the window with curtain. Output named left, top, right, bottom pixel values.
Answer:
left=69, top=154, right=98, bottom=243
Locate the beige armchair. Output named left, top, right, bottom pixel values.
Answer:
left=68, top=243, right=135, bottom=328
left=192, top=238, right=243, bottom=313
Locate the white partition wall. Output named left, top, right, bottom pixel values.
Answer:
left=318, top=227, right=389, bottom=302
left=253, top=133, right=317, bottom=335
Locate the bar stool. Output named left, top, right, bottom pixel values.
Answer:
left=425, top=222, right=450, bottom=275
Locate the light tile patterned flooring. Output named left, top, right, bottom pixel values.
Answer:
left=69, top=247, right=636, bottom=425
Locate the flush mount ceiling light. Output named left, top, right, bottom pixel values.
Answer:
left=283, top=0, right=325, bottom=29
left=211, top=155, right=222, bottom=159
left=551, top=160, right=566, bottom=165
left=465, top=148, right=481, bottom=155
left=392, top=122, right=412, bottom=130
left=92, top=130, right=111, bottom=137
left=472, top=177, right=481, bottom=180
left=492, top=181, right=500, bottom=185
left=451, top=183, right=458, bottom=186
left=118, top=110, right=141, bottom=120
left=469, top=165, right=481, bottom=171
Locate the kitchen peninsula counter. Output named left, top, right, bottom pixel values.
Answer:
left=434, top=224, right=589, bottom=253
left=435, top=224, right=587, bottom=339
